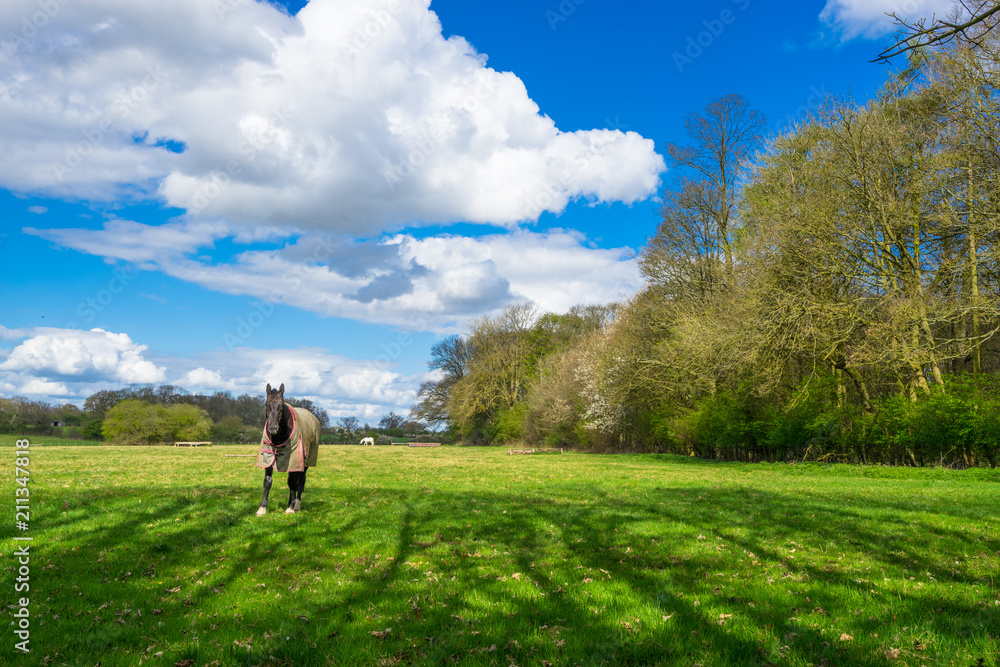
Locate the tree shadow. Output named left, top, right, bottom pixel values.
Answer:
left=6, top=470, right=998, bottom=666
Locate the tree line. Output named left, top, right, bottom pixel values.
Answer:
left=412, top=27, right=1000, bottom=466
left=0, top=385, right=432, bottom=445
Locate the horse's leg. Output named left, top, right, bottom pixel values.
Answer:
left=257, top=466, right=274, bottom=516
left=293, top=468, right=307, bottom=512
left=285, top=472, right=302, bottom=514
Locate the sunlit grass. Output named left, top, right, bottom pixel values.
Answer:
left=1, top=436, right=998, bottom=665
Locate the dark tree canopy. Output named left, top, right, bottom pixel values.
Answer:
left=378, top=411, right=406, bottom=430
left=337, top=416, right=359, bottom=434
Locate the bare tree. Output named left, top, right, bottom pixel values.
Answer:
left=641, top=178, right=728, bottom=299
left=337, top=416, right=359, bottom=434
left=644, top=94, right=765, bottom=293
left=875, top=0, right=1000, bottom=62
left=411, top=334, right=472, bottom=425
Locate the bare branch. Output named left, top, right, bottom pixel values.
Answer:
left=874, top=1, right=1000, bottom=62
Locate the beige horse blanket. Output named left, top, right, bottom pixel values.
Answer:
left=256, top=404, right=320, bottom=472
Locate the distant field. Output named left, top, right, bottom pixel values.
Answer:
left=9, top=436, right=105, bottom=446
left=1, top=435, right=998, bottom=666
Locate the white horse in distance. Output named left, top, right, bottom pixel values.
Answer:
left=360, top=437, right=375, bottom=446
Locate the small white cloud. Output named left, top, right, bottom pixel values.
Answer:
left=819, top=0, right=956, bottom=40
left=27, top=205, right=47, bottom=214
left=24, top=218, right=233, bottom=266
left=20, top=378, right=69, bottom=396
left=177, top=367, right=236, bottom=391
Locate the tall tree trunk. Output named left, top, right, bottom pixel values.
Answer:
left=968, top=165, right=982, bottom=374
left=843, top=366, right=873, bottom=412
left=910, top=207, right=945, bottom=390
left=833, top=365, right=847, bottom=409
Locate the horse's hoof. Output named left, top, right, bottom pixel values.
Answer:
left=256, top=506, right=267, bottom=516
left=285, top=507, right=295, bottom=514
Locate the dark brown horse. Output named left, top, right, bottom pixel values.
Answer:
left=256, top=383, right=320, bottom=515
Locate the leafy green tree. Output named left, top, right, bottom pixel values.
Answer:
left=160, top=403, right=212, bottom=442
left=102, top=400, right=163, bottom=445
left=0, top=397, right=58, bottom=434
left=407, top=62, right=1000, bottom=463
left=448, top=302, right=540, bottom=442
left=744, top=86, right=999, bottom=402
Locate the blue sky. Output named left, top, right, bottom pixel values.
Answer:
left=0, top=0, right=954, bottom=422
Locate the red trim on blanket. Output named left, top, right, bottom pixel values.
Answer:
left=262, top=404, right=297, bottom=448
left=293, top=432, right=305, bottom=472
left=258, top=405, right=306, bottom=471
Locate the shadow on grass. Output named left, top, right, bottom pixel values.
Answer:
left=4, top=475, right=998, bottom=666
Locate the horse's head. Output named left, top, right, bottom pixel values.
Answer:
left=265, top=382, right=285, bottom=437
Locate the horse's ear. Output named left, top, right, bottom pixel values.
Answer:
left=266, top=383, right=272, bottom=395
left=278, top=383, right=284, bottom=395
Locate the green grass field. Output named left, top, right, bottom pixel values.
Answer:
left=1, top=436, right=998, bottom=666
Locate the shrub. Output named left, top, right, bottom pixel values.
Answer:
left=875, top=376, right=1000, bottom=467
left=80, top=418, right=105, bottom=441
left=491, top=404, right=527, bottom=444
left=413, top=432, right=452, bottom=443
left=211, top=416, right=249, bottom=443
left=683, top=391, right=763, bottom=460
left=670, top=375, right=876, bottom=463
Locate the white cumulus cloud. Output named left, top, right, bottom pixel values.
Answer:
left=0, top=327, right=165, bottom=389
left=0, top=0, right=664, bottom=234
left=176, top=367, right=240, bottom=393
left=27, top=220, right=642, bottom=331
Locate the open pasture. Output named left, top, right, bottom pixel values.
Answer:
left=2, top=439, right=998, bottom=666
